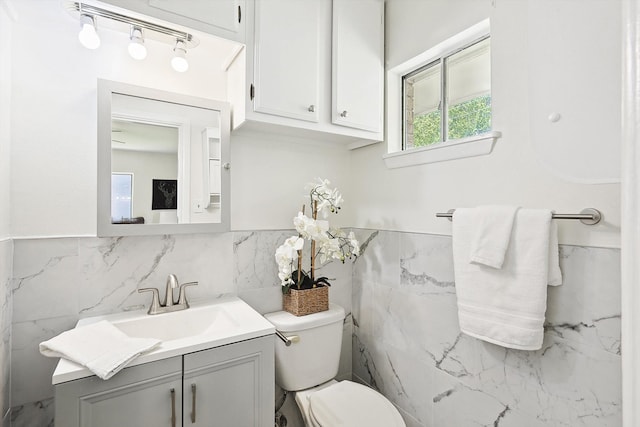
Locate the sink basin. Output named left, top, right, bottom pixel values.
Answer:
left=51, top=296, right=275, bottom=384
left=112, top=303, right=239, bottom=342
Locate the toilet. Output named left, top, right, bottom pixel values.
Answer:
left=265, top=304, right=405, bottom=427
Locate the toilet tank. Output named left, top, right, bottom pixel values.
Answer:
left=265, top=304, right=345, bottom=391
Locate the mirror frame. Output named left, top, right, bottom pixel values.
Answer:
left=97, top=79, right=231, bottom=236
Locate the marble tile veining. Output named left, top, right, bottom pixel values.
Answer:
left=10, top=398, right=54, bottom=427
left=10, top=230, right=355, bottom=423
left=352, top=229, right=621, bottom=427
left=0, top=240, right=12, bottom=424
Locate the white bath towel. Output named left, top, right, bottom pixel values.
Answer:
left=452, top=208, right=562, bottom=350
left=469, top=205, right=520, bottom=269
left=39, top=320, right=160, bottom=380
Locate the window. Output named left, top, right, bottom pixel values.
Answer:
left=384, top=20, right=500, bottom=169
left=403, top=37, right=491, bottom=150
left=111, top=173, right=133, bottom=221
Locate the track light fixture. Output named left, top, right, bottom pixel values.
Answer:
left=78, top=14, right=100, bottom=50
left=171, top=39, right=189, bottom=73
left=68, top=2, right=199, bottom=70
left=128, top=26, right=147, bottom=60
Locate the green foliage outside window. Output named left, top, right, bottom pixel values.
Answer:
left=412, top=94, right=492, bottom=148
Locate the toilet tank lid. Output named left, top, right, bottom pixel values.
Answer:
left=264, top=304, right=345, bottom=332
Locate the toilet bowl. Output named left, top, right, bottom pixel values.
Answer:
left=295, top=380, right=405, bottom=427
left=264, top=304, right=406, bottom=427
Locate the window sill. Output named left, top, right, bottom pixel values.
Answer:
left=382, top=131, right=502, bottom=169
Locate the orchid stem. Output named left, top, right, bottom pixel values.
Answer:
left=311, top=200, right=317, bottom=284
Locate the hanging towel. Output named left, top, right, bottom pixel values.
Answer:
left=469, top=205, right=520, bottom=269
left=39, top=320, right=161, bottom=380
left=452, top=208, right=562, bottom=350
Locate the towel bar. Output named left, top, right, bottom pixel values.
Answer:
left=436, top=208, right=602, bottom=225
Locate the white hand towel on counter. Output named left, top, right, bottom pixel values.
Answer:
left=39, top=320, right=161, bottom=380
left=452, top=208, right=562, bottom=350
left=469, top=205, right=520, bottom=269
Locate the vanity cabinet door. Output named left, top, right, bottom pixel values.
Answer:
left=183, top=335, right=275, bottom=427
left=331, top=0, right=384, bottom=133
left=55, top=356, right=183, bottom=427
left=251, top=0, right=324, bottom=122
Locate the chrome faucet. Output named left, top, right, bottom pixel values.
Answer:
left=138, top=274, right=198, bottom=315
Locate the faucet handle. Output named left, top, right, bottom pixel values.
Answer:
left=138, top=288, right=161, bottom=315
left=178, top=281, right=198, bottom=307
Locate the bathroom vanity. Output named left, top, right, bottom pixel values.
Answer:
left=52, top=297, right=275, bottom=427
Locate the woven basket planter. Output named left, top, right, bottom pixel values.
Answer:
left=283, top=286, right=329, bottom=316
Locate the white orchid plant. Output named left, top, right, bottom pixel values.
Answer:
left=275, top=178, right=360, bottom=293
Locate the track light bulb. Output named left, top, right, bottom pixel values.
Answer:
left=171, top=39, right=189, bottom=72
left=78, top=14, right=100, bottom=50
left=128, top=26, right=147, bottom=60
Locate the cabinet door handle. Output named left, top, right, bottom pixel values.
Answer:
left=308, top=105, right=315, bottom=113
left=191, top=383, right=197, bottom=423
left=170, top=388, right=176, bottom=427
left=340, top=110, right=348, bottom=118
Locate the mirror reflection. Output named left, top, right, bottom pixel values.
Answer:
left=110, top=93, right=221, bottom=226
left=111, top=119, right=178, bottom=224
left=98, top=81, right=230, bottom=236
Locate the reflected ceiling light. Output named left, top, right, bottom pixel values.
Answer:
left=171, top=39, right=189, bottom=73
left=78, top=14, right=100, bottom=50
left=127, top=26, right=147, bottom=60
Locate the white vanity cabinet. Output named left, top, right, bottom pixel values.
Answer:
left=240, top=0, right=384, bottom=147
left=183, top=337, right=274, bottom=426
left=54, top=336, right=274, bottom=427
left=55, top=356, right=184, bottom=427
left=98, top=0, right=246, bottom=43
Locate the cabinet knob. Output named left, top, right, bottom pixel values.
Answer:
left=308, top=105, right=315, bottom=113
left=340, top=110, right=348, bottom=118
left=223, top=162, right=231, bottom=170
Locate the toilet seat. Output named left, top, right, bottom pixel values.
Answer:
left=304, top=381, right=405, bottom=427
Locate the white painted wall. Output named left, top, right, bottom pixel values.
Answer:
left=111, top=150, right=177, bottom=223
left=8, top=0, right=230, bottom=237
left=229, top=131, right=353, bottom=231
left=350, top=0, right=621, bottom=247
left=0, top=1, right=13, bottom=240
left=9, top=0, right=352, bottom=238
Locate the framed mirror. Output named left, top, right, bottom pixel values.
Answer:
left=97, top=79, right=230, bottom=236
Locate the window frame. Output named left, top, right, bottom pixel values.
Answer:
left=111, top=172, right=134, bottom=222
left=384, top=19, right=501, bottom=169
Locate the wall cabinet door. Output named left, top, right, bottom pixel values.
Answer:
left=332, top=0, right=384, bottom=133
left=252, top=0, right=322, bottom=122
left=99, top=0, right=246, bottom=43
left=183, top=336, right=274, bottom=427
left=55, top=357, right=183, bottom=427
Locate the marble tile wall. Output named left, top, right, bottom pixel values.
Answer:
left=9, top=231, right=353, bottom=427
left=9, top=228, right=620, bottom=426
left=352, top=230, right=621, bottom=427
left=0, top=240, right=12, bottom=427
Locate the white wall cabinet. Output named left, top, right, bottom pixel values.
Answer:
left=331, top=0, right=384, bottom=134
left=55, top=336, right=274, bottom=427
left=238, top=0, right=384, bottom=148
left=99, top=0, right=246, bottom=43
left=252, top=0, right=322, bottom=123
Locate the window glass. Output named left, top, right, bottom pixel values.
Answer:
left=446, top=37, right=491, bottom=139
left=404, top=62, right=441, bottom=148
left=111, top=173, right=133, bottom=221
left=402, top=36, right=491, bottom=150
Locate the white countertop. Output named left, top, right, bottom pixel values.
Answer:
left=52, top=296, right=275, bottom=384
